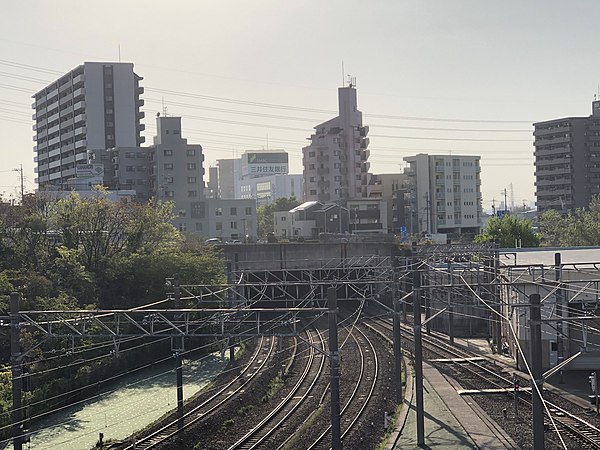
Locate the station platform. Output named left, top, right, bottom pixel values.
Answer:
left=386, top=336, right=597, bottom=449
left=388, top=360, right=517, bottom=449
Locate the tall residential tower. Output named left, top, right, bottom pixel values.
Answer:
left=33, top=62, right=144, bottom=190
left=534, top=99, right=600, bottom=213
left=302, top=83, right=370, bottom=204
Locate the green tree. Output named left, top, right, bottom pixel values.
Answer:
left=474, top=214, right=540, bottom=248
left=257, top=197, right=301, bottom=237
left=539, top=195, right=600, bottom=246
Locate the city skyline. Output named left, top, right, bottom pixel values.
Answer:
left=2, top=1, right=600, bottom=210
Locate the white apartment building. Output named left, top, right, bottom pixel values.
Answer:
left=33, top=62, right=144, bottom=190
left=302, top=84, right=371, bottom=203
left=404, top=154, right=482, bottom=235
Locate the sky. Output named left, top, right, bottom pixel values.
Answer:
left=2, top=1, right=600, bottom=211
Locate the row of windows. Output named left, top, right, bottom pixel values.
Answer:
left=164, top=163, right=197, bottom=170
left=164, top=149, right=196, bottom=156
left=215, top=207, right=253, bottom=216
left=165, top=191, right=199, bottom=198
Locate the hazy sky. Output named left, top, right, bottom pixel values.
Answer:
left=2, top=1, right=600, bottom=210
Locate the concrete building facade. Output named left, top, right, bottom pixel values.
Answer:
left=33, top=62, right=144, bottom=190
left=403, top=154, right=482, bottom=236
left=534, top=100, right=600, bottom=213
left=302, top=84, right=371, bottom=204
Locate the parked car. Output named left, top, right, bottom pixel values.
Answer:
left=205, top=238, right=222, bottom=244
left=225, top=239, right=241, bottom=244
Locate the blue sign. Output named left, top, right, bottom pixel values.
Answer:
left=400, top=226, right=408, bottom=241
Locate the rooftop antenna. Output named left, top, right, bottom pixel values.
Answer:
left=161, top=97, right=168, bottom=116
left=341, top=61, right=345, bottom=87
left=346, top=74, right=356, bottom=88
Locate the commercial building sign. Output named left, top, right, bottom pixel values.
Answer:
left=76, top=164, right=104, bottom=178
left=244, top=152, right=289, bottom=176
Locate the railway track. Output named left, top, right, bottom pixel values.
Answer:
left=303, top=323, right=379, bottom=450
left=117, top=336, right=277, bottom=450
left=365, top=313, right=600, bottom=449
left=227, top=328, right=326, bottom=450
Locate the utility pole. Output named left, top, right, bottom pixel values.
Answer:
left=555, top=253, right=564, bottom=383
left=412, top=250, right=425, bottom=446
left=13, top=165, right=24, bottom=204
left=392, top=270, right=402, bottom=404
left=448, top=262, right=454, bottom=346
left=530, top=293, right=544, bottom=450
left=328, top=287, right=342, bottom=450
left=172, top=275, right=184, bottom=442
left=10, top=292, right=23, bottom=450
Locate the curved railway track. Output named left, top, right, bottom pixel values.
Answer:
left=227, top=328, right=326, bottom=450
left=365, top=313, right=600, bottom=449
left=303, top=323, right=379, bottom=450
left=117, top=336, right=277, bottom=450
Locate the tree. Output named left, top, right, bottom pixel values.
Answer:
left=538, top=195, right=600, bottom=246
left=474, top=214, right=540, bottom=248
left=257, top=197, right=301, bottom=237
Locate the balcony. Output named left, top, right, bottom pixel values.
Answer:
left=73, top=87, right=85, bottom=98
left=73, top=100, right=86, bottom=111
left=75, top=152, right=88, bottom=162
left=74, top=113, right=86, bottom=123
left=48, top=160, right=61, bottom=169
left=75, top=139, right=87, bottom=149
left=73, top=74, right=84, bottom=85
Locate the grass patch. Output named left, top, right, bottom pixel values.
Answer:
left=261, top=370, right=285, bottom=403
left=281, top=402, right=325, bottom=450
left=237, top=404, right=254, bottom=416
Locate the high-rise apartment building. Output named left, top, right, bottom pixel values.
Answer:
left=403, top=154, right=482, bottom=235
left=33, top=62, right=144, bottom=190
left=302, top=84, right=371, bottom=204
left=534, top=100, right=600, bottom=213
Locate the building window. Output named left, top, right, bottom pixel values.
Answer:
left=245, top=207, right=252, bottom=215
left=164, top=149, right=173, bottom=156
left=188, top=190, right=197, bottom=198
left=310, top=177, right=316, bottom=182
left=195, top=222, right=203, bottom=231
left=165, top=191, right=174, bottom=198
left=309, top=151, right=316, bottom=157
left=309, top=164, right=315, bottom=170
left=165, top=176, right=173, bottom=184
left=187, top=149, right=196, bottom=156
left=178, top=223, right=187, bottom=232
left=310, top=189, right=317, bottom=195
left=230, top=207, right=237, bottom=215
left=334, top=176, right=342, bottom=181
left=215, top=207, right=223, bottom=216
left=216, top=222, right=222, bottom=231
left=125, top=166, right=135, bottom=172
left=281, top=216, right=286, bottom=222
left=230, top=221, right=238, bottom=229
left=334, top=163, right=341, bottom=169
left=164, top=163, right=173, bottom=170
left=187, top=176, right=197, bottom=183
left=174, top=129, right=180, bottom=135
left=187, top=163, right=197, bottom=170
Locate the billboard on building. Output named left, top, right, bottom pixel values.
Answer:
left=243, top=152, right=289, bottom=177
left=76, top=164, right=104, bottom=178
